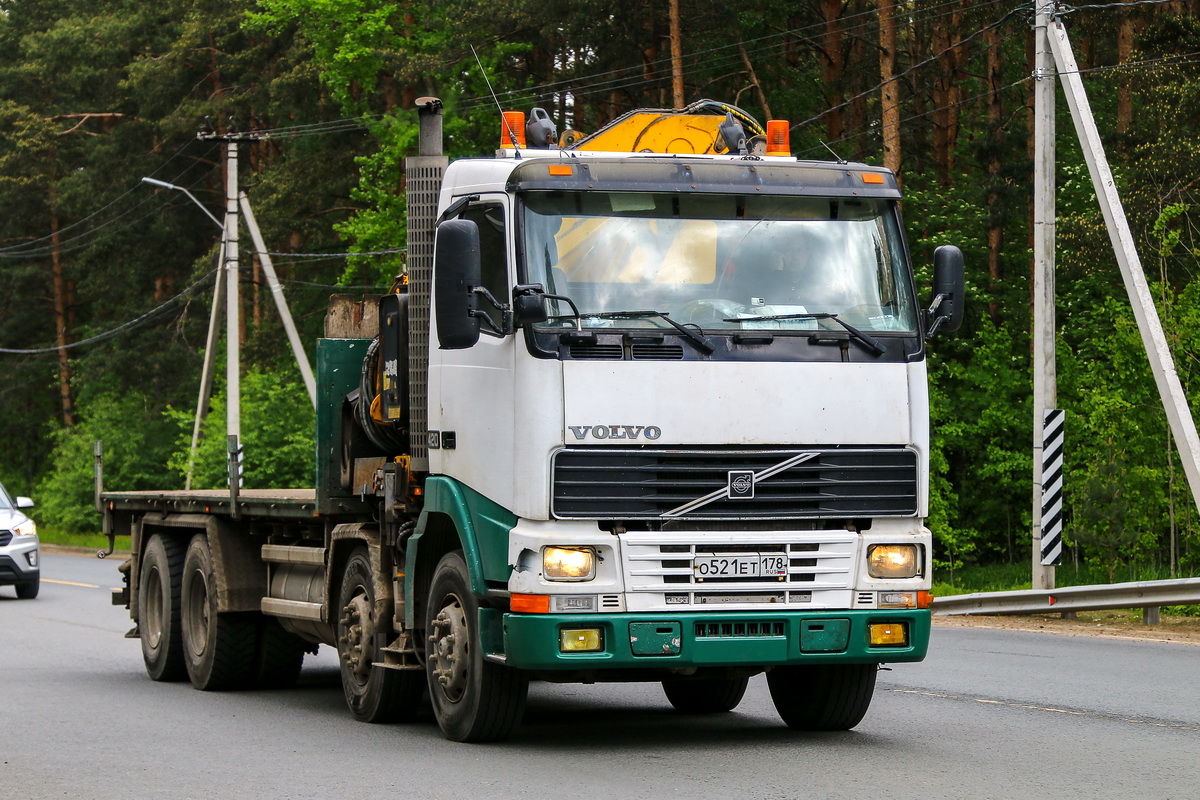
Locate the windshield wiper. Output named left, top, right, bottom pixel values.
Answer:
left=582, top=310, right=714, bottom=354
left=722, top=312, right=885, bottom=356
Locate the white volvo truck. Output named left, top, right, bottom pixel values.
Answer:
left=103, top=98, right=964, bottom=742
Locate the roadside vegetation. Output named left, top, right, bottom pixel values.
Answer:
left=4, top=1, right=1200, bottom=587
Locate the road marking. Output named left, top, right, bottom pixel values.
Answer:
left=889, top=688, right=1199, bottom=732
left=43, top=578, right=101, bottom=588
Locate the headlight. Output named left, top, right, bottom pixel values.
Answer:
left=14, top=518, right=37, bottom=537
left=867, top=544, right=919, bottom=579
left=543, top=546, right=596, bottom=581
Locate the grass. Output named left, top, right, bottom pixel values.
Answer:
left=37, top=526, right=125, bottom=553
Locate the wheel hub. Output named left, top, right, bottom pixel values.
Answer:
left=428, top=598, right=469, bottom=702
left=338, top=593, right=374, bottom=682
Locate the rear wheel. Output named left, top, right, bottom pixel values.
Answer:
left=138, top=534, right=187, bottom=682
left=15, top=577, right=39, bottom=600
left=766, top=663, right=877, bottom=731
left=336, top=546, right=423, bottom=722
left=426, top=551, right=528, bottom=742
left=255, top=616, right=308, bottom=689
left=180, top=536, right=257, bottom=690
left=662, top=675, right=749, bottom=713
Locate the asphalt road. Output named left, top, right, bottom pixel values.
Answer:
left=2, top=551, right=1198, bottom=800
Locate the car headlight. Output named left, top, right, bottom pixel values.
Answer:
left=14, top=518, right=37, bottom=537
left=543, top=546, right=596, bottom=581
left=867, top=544, right=919, bottom=579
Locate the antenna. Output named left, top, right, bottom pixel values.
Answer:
left=471, top=45, right=521, bottom=158
left=820, top=141, right=848, bottom=165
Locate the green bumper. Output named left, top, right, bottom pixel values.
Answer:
left=500, top=609, right=930, bottom=671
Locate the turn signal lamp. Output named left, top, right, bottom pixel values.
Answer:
left=765, top=120, right=791, bottom=156
left=879, top=591, right=933, bottom=609
left=869, top=622, right=908, bottom=647
left=559, top=628, right=603, bottom=652
left=543, top=546, right=596, bottom=581
left=502, top=111, right=526, bottom=148
left=511, top=593, right=550, bottom=613
left=867, top=544, right=920, bottom=579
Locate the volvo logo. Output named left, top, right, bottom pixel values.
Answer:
left=568, top=425, right=662, bottom=441
left=728, top=470, right=755, bottom=498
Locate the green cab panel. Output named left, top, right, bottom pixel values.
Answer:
left=404, top=477, right=518, bottom=627
left=502, top=609, right=930, bottom=671
left=629, top=621, right=682, bottom=656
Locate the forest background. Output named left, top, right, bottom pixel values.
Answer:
left=2, top=0, right=1199, bottom=590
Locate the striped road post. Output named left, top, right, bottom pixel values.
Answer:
left=1040, top=409, right=1064, bottom=565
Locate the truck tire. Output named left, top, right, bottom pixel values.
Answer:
left=15, top=577, right=39, bottom=599
left=180, top=535, right=257, bottom=691
left=766, top=663, right=877, bottom=731
left=426, top=551, right=528, bottom=742
left=336, top=547, right=423, bottom=722
left=139, top=533, right=187, bottom=682
left=255, top=616, right=308, bottom=689
left=662, top=675, right=749, bottom=713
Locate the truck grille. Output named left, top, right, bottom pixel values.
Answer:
left=0, top=531, right=11, bottom=546
left=621, top=531, right=858, bottom=610
left=552, top=446, right=918, bottom=520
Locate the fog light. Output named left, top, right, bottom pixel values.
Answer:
left=543, top=546, right=596, bottom=581
left=560, top=628, right=603, bottom=652
left=867, top=544, right=919, bottom=578
left=869, top=622, right=908, bottom=647
left=26, top=550, right=38, bottom=568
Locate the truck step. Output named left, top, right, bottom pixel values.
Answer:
left=374, top=634, right=422, bottom=670
left=261, top=597, right=324, bottom=621
left=261, top=544, right=325, bottom=566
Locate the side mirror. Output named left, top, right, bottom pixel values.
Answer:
left=434, top=219, right=482, bottom=349
left=16, top=496, right=33, bottom=509
left=928, top=245, right=965, bottom=336
left=512, top=284, right=549, bottom=325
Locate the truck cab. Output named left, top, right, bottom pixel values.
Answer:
left=397, top=100, right=963, bottom=737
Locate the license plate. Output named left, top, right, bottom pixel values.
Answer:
left=693, top=553, right=788, bottom=581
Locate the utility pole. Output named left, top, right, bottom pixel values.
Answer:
left=239, top=192, right=316, bottom=407
left=1046, top=12, right=1200, bottom=515
left=1029, top=4, right=1200, bottom=588
left=186, top=239, right=225, bottom=489
left=1031, top=1, right=1057, bottom=591
left=223, top=140, right=242, bottom=492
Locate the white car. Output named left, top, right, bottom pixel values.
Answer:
left=0, top=482, right=38, bottom=599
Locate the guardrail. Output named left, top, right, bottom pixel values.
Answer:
left=932, top=577, right=1200, bottom=618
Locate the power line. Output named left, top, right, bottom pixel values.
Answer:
left=791, top=4, right=1030, bottom=133
left=0, top=139, right=214, bottom=257
left=249, top=0, right=1012, bottom=140
left=0, top=269, right=216, bottom=355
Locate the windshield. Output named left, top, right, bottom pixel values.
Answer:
left=0, top=484, right=12, bottom=510
left=522, top=191, right=918, bottom=333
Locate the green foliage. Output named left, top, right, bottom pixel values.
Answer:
left=35, top=389, right=180, bottom=533
left=164, top=366, right=316, bottom=490
left=4, top=0, right=1200, bottom=586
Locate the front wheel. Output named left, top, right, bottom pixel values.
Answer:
left=15, top=577, right=39, bottom=600
left=426, top=551, right=528, bottom=742
left=662, top=675, right=749, bottom=713
left=766, top=663, right=877, bottom=731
